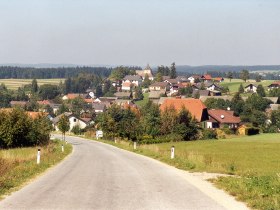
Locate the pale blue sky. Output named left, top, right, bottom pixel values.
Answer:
left=0, top=0, right=279, bottom=66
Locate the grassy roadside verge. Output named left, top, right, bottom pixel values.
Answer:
left=0, top=139, right=72, bottom=199
left=87, top=134, right=280, bottom=210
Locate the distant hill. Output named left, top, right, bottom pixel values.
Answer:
left=176, top=65, right=280, bottom=74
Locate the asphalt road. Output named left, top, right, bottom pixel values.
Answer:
left=0, top=135, right=248, bottom=210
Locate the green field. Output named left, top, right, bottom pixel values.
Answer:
left=0, top=140, right=72, bottom=198
left=220, top=78, right=275, bottom=94
left=0, top=79, right=65, bottom=90
left=97, top=133, right=280, bottom=210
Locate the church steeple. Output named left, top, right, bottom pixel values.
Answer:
left=145, top=63, right=152, bottom=70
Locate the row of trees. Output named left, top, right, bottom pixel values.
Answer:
left=155, top=62, right=177, bottom=81
left=96, top=101, right=199, bottom=142
left=0, top=66, right=111, bottom=79
left=0, top=109, right=52, bottom=148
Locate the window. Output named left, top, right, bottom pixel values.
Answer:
left=73, top=118, right=76, bottom=122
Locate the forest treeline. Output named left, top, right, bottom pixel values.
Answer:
left=0, top=66, right=112, bottom=79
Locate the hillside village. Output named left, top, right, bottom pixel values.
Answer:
left=0, top=64, right=279, bottom=141
left=2, top=63, right=280, bottom=143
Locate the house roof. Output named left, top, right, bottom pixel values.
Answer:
left=27, top=112, right=48, bottom=119
left=192, top=90, right=210, bottom=97
left=202, top=74, right=212, bottom=80
left=84, top=98, right=93, bottom=103
left=244, top=84, right=257, bottom=88
left=270, top=104, right=280, bottom=111
left=52, top=112, right=72, bottom=124
left=123, top=75, right=142, bottom=81
left=64, top=93, right=85, bottom=100
left=176, top=76, right=189, bottom=82
left=162, top=76, right=171, bottom=81
left=92, top=103, right=106, bottom=111
left=114, top=92, right=131, bottom=98
left=122, top=82, right=132, bottom=87
left=214, top=77, right=224, bottom=81
left=160, top=98, right=207, bottom=122
left=10, top=101, right=28, bottom=106
left=199, top=96, right=233, bottom=102
left=150, top=82, right=169, bottom=88
left=268, top=81, right=280, bottom=86
left=164, top=79, right=177, bottom=84
left=37, top=100, right=51, bottom=105
left=208, top=109, right=241, bottom=124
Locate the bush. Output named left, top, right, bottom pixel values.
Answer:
left=139, top=133, right=183, bottom=144
left=71, top=125, right=82, bottom=135
left=201, top=129, right=217, bottom=140
left=245, top=127, right=260, bottom=135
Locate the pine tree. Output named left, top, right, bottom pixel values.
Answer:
left=170, top=62, right=177, bottom=79
left=256, top=84, right=266, bottom=97
left=31, top=78, right=38, bottom=94
left=238, top=84, right=244, bottom=93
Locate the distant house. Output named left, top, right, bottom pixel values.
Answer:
left=52, top=112, right=92, bottom=131
left=244, top=84, right=257, bottom=93
left=92, top=103, right=106, bottom=113
left=149, top=82, right=170, bottom=92
left=121, top=82, right=132, bottom=91
left=213, top=77, right=224, bottom=83
left=164, top=79, right=178, bottom=85
left=10, top=101, right=28, bottom=108
left=135, top=64, right=154, bottom=80
left=160, top=98, right=209, bottom=122
left=123, top=75, right=142, bottom=86
left=114, top=92, right=132, bottom=99
left=268, top=81, right=280, bottom=90
left=176, top=76, right=190, bottom=83
left=192, top=90, right=210, bottom=98
left=62, top=93, right=86, bottom=100
left=201, top=74, right=212, bottom=82
left=149, top=90, right=166, bottom=100
left=207, top=109, right=241, bottom=129
left=205, top=83, right=223, bottom=91
left=188, top=75, right=201, bottom=83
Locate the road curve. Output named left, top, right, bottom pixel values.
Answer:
left=0, top=135, right=248, bottom=210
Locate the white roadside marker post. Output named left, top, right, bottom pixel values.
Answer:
left=114, top=137, right=117, bottom=144
left=62, top=144, right=64, bottom=152
left=133, top=141, right=137, bottom=150
left=171, top=146, right=175, bottom=159
left=37, top=148, right=41, bottom=164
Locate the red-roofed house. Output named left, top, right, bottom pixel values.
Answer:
left=201, top=74, right=212, bottom=81
left=268, top=81, right=280, bottom=90
left=207, top=109, right=241, bottom=129
left=160, top=98, right=209, bottom=122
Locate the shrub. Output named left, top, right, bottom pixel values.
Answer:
left=245, top=127, right=260, bottom=135
left=201, top=129, right=217, bottom=140
left=71, top=125, right=82, bottom=135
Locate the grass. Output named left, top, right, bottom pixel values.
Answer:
left=90, top=133, right=280, bottom=210
left=0, top=79, right=65, bottom=90
left=0, top=140, right=72, bottom=198
left=220, top=78, right=275, bottom=94
left=135, top=92, right=149, bottom=107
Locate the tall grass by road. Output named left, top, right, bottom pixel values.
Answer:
left=0, top=140, right=72, bottom=198
left=95, top=133, right=280, bottom=210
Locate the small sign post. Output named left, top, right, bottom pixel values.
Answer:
left=37, top=148, right=41, bottom=164
left=133, top=141, right=137, bottom=150
left=96, top=130, right=103, bottom=140
left=171, top=146, right=175, bottom=159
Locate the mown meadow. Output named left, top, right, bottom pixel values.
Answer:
left=96, top=133, right=280, bottom=210
left=0, top=140, right=72, bottom=198
left=0, top=78, right=65, bottom=90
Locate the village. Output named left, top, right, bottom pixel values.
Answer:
left=3, top=64, right=279, bottom=140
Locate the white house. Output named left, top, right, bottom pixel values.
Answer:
left=244, top=84, right=257, bottom=93
left=52, top=113, right=91, bottom=131
left=123, top=75, right=142, bottom=86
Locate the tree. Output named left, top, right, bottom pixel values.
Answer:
left=240, top=70, right=249, bottom=82
left=155, top=72, right=163, bottom=82
left=250, top=110, right=267, bottom=127
left=141, top=101, right=161, bottom=138
left=31, top=78, right=38, bottom=94
left=160, top=105, right=177, bottom=135
left=71, top=97, right=86, bottom=117
left=58, top=114, right=70, bottom=141
left=38, top=84, right=60, bottom=100
left=142, top=74, right=151, bottom=88
left=170, top=62, right=177, bottom=79
left=270, top=109, right=280, bottom=130
left=227, top=72, right=233, bottom=82
left=256, top=84, right=266, bottom=97
left=174, top=107, right=198, bottom=140
left=238, top=84, right=244, bottom=93
left=134, top=86, right=144, bottom=100
left=255, top=74, right=262, bottom=82
left=231, top=92, right=245, bottom=116
left=95, top=85, right=103, bottom=97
